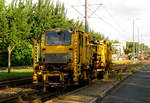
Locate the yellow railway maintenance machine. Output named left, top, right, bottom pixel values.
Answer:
left=92, top=40, right=112, bottom=79
left=33, top=28, right=96, bottom=91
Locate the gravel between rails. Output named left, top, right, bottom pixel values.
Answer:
left=0, top=82, right=86, bottom=103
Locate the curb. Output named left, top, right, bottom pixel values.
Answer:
left=93, top=64, right=147, bottom=103
left=93, top=73, right=132, bottom=103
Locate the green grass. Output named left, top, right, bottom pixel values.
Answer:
left=112, top=60, right=131, bottom=64
left=0, top=69, right=33, bottom=80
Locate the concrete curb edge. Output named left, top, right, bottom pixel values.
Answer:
left=94, top=74, right=132, bottom=103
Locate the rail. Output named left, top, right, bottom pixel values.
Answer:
left=0, top=77, right=32, bottom=89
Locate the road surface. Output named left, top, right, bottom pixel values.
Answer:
left=101, top=64, right=150, bottom=103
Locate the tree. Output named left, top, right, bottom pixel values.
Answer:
left=89, top=30, right=106, bottom=40
left=0, top=0, right=111, bottom=69
left=1, top=0, right=32, bottom=73
left=112, top=40, right=120, bottom=43
left=125, top=41, right=150, bottom=54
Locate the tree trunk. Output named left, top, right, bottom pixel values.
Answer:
left=8, top=46, right=12, bottom=73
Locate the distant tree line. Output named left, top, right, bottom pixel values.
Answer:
left=111, top=41, right=150, bottom=55
left=0, top=0, right=106, bottom=72
left=125, top=42, right=149, bottom=54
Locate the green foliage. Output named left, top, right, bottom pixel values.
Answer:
left=112, top=40, right=120, bottom=43
left=12, top=42, right=32, bottom=66
left=125, top=41, right=150, bottom=54
left=89, top=30, right=106, bottom=40
left=1, top=0, right=32, bottom=47
left=112, top=46, right=118, bottom=54
left=0, top=44, right=7, bottom=67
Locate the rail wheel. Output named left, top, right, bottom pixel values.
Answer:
left=43, top=86, right=48, bottom=92
left=97, top=72, right=104, bottom=79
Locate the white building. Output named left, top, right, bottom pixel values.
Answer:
left=112, top=42, right=126, bottom=60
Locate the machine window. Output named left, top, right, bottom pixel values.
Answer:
left=46, top=31, right=72, bottom=46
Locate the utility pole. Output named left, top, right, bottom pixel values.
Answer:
left=132, top=19, right=135, bottom=56
left=141, top=33, right=143, bottom=56
left=71, top=0, right=102, bottom=33
left=137, top=28, right=140, bottom=55
left=85, top=0, right=89, bottom=33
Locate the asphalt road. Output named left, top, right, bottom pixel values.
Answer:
left=101, top=64, right=150, bottom=103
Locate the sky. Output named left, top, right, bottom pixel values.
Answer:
left=6, top=0, right=150, bottom=46
left=56, top=0, right=150, bottom=46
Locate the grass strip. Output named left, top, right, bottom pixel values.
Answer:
left=0, top=69, right=33, bottom=80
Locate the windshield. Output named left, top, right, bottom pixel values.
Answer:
left=46, top=31, right=72, bottom=46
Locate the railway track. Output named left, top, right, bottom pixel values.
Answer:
left=0, top=64, right=140, bottom=103
left=0, top=77, right=32, bottom=89
left=0, top=90, right=56, bottom=103
left=0, top=85, right=84, bottom=103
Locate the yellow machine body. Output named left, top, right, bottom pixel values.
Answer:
left=33, top=28, right=94, bottom=89
left=92, top=40, right=112, bottom=78
left=33, top=28, right=112, bottom=91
